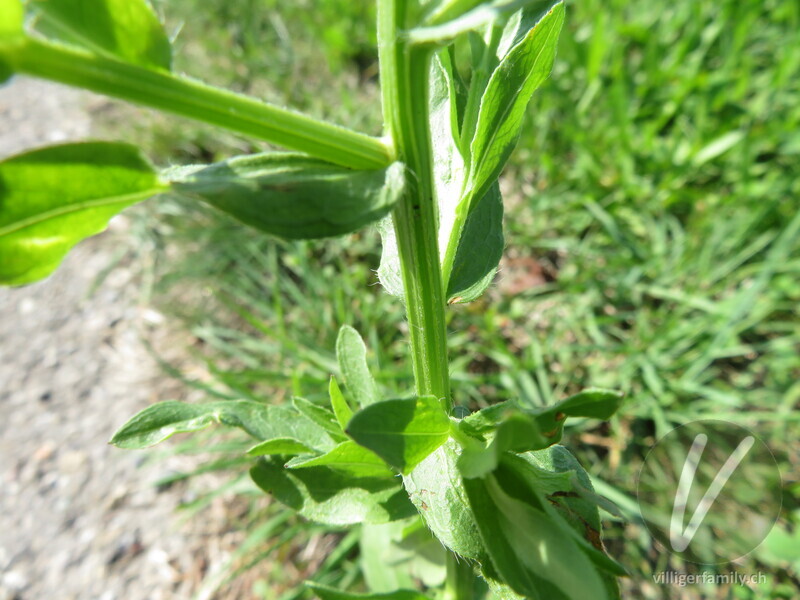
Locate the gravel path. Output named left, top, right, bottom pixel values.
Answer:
left=0, top=78, right=233, bottom=600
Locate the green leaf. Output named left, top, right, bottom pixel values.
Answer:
left=458, top=400, right=517, bottom=437
left=446, top=182, right=503, bottom=303
left=0, top=0, right=23, bottom=82
left=329, top=376, right=354, bottom=429
left=430, top=50, right=503, bottom=304
left=250, top=457, right=416, bottom=526
left=286, top=440, right=393, bottom=478
left=410, top=1, right=551, bottom=45
left=458, top=412, right=550, bottom=478
left=347, top=396, right=450, bottom=474
left=336, top=325, right=380, bottom=407
left=246, top=438, right=315, bottom=457
left=466, top=2, right=564, bottom=205
left=498, top=454, right=625, bottom=594
left=458, top=390, right=622, bottom=462
left=28, top=0, right=172, bottom=70
left=293, top=397, right=347, bottom=441
left=307, top=582, right=433, bottom=600
left=0, top=142, right=166, bottom=286
left=110, top=400, right=335, bottom=451
left=359, top=520, right=446, bottom=592
left=531, top=388, right=624, bottom=443
left=168, top=154, right=404, bottom=240
left=463, top=474, right=609, bottom=600
left=0, top=0, right=23, bottom=38
left=403, top=440, right=485, bottom=561
left=360, top=522, right=416, bottom=592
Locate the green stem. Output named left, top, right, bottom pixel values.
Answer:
left=2, top=38, right=392, bottom=170
left=378, top=0, right=450, bottom=409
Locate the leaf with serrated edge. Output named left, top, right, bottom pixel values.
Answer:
left=250, top=458, right=415, bottom=526
left=0, top=142, right=166, bottom=286
left=306, top=582, right=433, bottom=600
left=347, top=396, right=450, bottom=474
left=335, top=325, right=380, bottom=407
left=169, top=154, right=404, bottom=240
left=28, top=0, right=172, bottom=70
left=286, top=440, right=393, bottom=478
left=110, top=401, right=335, bottom=452
left=329, top=376, right=353, bottom=429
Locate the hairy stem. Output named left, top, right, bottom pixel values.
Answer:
left=1, top=38, right=392, bottom=170
left=378, top=0, right=450, bottom=409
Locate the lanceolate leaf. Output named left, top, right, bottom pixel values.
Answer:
left=347, top=396, right=450, bottom=474
left=431, top=49, right=504, bottom=304
left=336, top=325, right=380, bottom=407
left=0, top=142, right=166, bottom=286
left=463, top=474, right=609, bottom=600
left=28, top=0, right=172, bottom=70
left=307, top=582, right=433, bottom=600
left=329, top=377, right=354, bottom=429
left=287, top=440, right=393, bottom=478
left=169, top=154, right=405, bottom=240
left=530, top=388, right=624, bottom=444
left=250, top=457, right=415, bottom=526
left=110, top=400, right=335, bottom=451
left=466, top=2, right=564, bottom=205
left=446, top=181, right=503, bottom=303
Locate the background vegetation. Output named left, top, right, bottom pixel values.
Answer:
left=107, top=0, right=800, bottom=598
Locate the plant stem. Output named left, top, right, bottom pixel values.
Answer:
left=1, top=38, right=392, bottom=170
left=378, top=0, right=450, bottom=409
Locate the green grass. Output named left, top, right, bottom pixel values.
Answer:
left=114, top=0, right=800, bottom=598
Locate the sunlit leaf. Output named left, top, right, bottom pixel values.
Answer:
left=0, top=142, right=165, bottom=286
left=467, top=2, right=564, bottom=205
left=336, top=324, right=380, bottom=407
left=28, top=0, right=172, bottom=70
left=250, top=457, right=415, bottom=526
left=463, top=473, right=608, bottom=600
left=286, top=440, right=393, bottom=478
left=347, top=396, right=450, bottom=473
left=329, top=376, right=354, bottom=429
left=110, top=400, right=335, bottom=451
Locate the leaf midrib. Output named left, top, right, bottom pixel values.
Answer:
left=0, top=187, right=165, bottom=237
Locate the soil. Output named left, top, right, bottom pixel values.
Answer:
left=0, top=78, right=242, bottom=600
